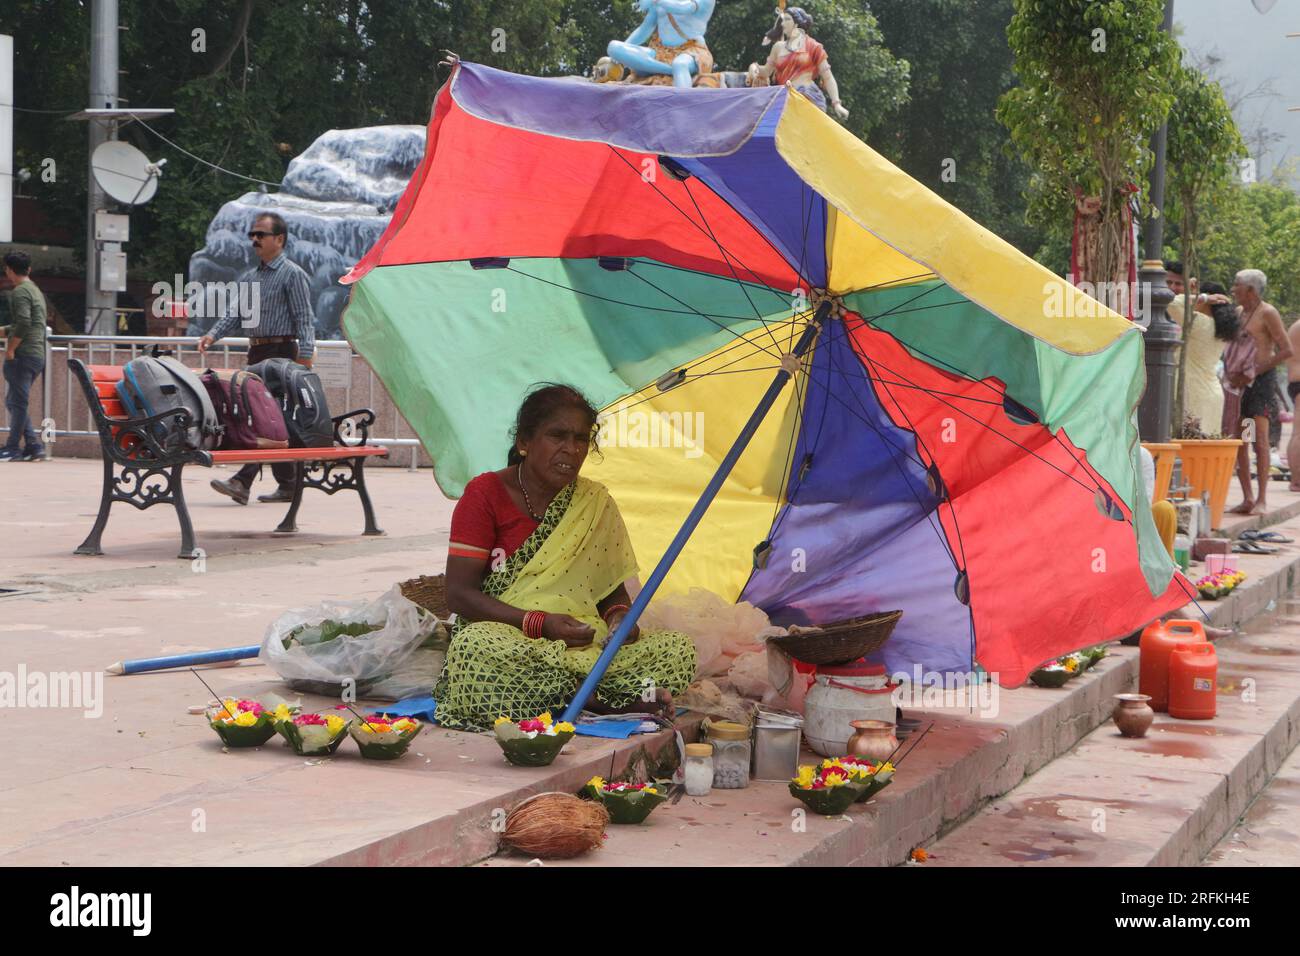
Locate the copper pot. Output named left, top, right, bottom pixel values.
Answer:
left=1112, top=693, right=1155, bottom=738
left=845, top=719, right=899, bottom=762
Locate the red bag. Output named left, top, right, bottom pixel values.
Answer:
left=200, top=368, right=290, bottom=450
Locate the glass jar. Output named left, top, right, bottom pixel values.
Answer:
left=704, top=720, right=751, bottom=789
left=684, top=742, right=713, bottom=796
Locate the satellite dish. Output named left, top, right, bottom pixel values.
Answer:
left=92, top=140, right=165, bottom=205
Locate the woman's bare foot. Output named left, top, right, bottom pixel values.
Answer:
left=1226, top=500, right=1256, bottom=515
left=1204, top=624, right=1234, bottom=640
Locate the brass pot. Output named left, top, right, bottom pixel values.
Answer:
left=845, top=719, right=898, bottom=762
left=1113, top=694, right=1155, bottom=738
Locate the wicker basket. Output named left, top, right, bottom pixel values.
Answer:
left=770, top=610, right=903, bottom=666
left=399, top=574, right=450, bottom=619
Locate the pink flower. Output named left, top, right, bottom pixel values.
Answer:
left=518, top=719, right=546, bottom=733
left=293, top=713, right=326, bottom=726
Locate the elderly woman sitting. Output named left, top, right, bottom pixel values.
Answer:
left=434, top=384, right=697, bottom=731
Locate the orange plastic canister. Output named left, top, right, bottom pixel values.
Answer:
left=1139, top=619, right=1207, bottom=713
left=1169, top=643, right=1218, bottom=719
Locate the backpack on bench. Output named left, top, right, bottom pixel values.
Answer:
left=246, top=357, right=334, bottom=448
left=116, top=351, right=222, bottom=453
left=200, top=368, right=290, bottom=450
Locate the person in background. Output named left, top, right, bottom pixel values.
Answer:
left=1168, top=279, right=1236, bottom=436
left=1, top=252, right=49, bottom=462
left=1164, top=260, right=1185, bottom=297
left=1225, top=269, right=1290, bottom=516
left=197, top=211, right=315, bottom=504
left=1285, top=307, right=1300, bottom=491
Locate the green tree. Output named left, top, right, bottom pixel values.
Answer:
left=869, top=0, right=1042, bottom=255
left=1164, top=62, right=1246, bottom=432
left=997, top=0, right=1179, bottom=290
left=1194, top=179, right=1300, bottom=318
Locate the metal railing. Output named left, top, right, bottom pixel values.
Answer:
left=3, top=334, right=423, bottom=469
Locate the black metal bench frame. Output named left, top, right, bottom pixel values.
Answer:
left=69, top=358, right=387, bottom=558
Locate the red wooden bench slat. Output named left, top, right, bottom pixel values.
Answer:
left=88, top=365, right=125, bottom=383
left=101, top=398, right=128, bottom=418
left=210, top=446, right=388, bottom=464
left=95, top=381, right=119, bottom=398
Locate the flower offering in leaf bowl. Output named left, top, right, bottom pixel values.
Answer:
left=207, top=698, right=276, bottom=747
left=272, top=705, right=351, bottom=756
left=580, top=776, right=668, bottom=824
left=493, top=712, right=576, bottom=767
left=1029, top=662, right=1072, bottom=688
left=830, top=757, right=896, bottom=802
left=789, top=762, right=868, bottom=816
left=349, top=713, right=423, bottom=760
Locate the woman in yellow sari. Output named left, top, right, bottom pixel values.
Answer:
left=434, top=384, right=697, bottom=731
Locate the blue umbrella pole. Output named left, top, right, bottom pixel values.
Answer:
left=106, top=645, right=262, bottom=676
left=561, top=307, right=827, bottom=724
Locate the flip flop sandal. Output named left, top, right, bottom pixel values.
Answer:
left=1250, top=530, right=1294, bottom=543
left=1240, top=529, right=1295, bottom=543
left=1233, top=540, right=1279, bottom=554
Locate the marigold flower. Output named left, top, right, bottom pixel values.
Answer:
left=536, top=711, right=553, bottom=726
left=554, top=721, right=575, bottom=733
left=494, top=716, right=511, bottom=726
left=793, top=766, right=817, bottom=789
left=324, top=714, right=346, bottom=735
left=587, top=776, right=606, bottom=791
left=910, top=847, right=929, bottom=863
left=271, top=703, right=294, bottom=723
left=233, top=711, right=259, bottom=727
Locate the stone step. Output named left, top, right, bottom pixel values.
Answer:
left=1203, top=731, right=1300, bottom=866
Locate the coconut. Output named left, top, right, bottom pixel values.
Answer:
left=501, top=792, right=608, bottom=859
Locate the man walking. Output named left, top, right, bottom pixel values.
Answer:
left=198, top=211, right=315, bottom=503
left=1226, top=269, right=1291, bottom=516
left=1, top=252, right=49, bottom=462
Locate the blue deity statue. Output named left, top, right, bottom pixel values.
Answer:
left=607, top=0, right=718, bottom=88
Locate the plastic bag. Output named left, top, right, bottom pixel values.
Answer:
left=640, top=587, right=772, bottom=677
left=260, top=584, right=438, bottom=699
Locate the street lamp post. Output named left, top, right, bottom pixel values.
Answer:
left=1137, top=0, right=1179, bottom=442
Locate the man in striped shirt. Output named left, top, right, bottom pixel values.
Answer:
left=198, top=211, right=316, bottom=504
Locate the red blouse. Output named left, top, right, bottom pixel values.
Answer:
left=448, top=471, right=540, bottom=562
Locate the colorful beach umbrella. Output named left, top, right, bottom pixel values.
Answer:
left=340, top=62, right=1193, bottom=692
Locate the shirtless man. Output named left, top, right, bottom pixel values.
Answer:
left=1225, top=269, right=1291, bottom=515
left=1286, top=314, right=1300, bottom=490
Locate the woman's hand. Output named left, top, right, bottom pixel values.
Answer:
left=542, top=614, right=596, bottom=648
left=606, top=610, right=641, bottom=645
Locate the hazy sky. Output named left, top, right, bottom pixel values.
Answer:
left=1174, top=0, right=1299, bottom=188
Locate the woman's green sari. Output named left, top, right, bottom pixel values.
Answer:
left=434, top=476, right=697, bottom=731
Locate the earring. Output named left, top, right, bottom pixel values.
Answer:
left=520, top=449, right=527, bottom=456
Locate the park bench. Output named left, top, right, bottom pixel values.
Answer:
left=69, top=358, right=388, bottom=558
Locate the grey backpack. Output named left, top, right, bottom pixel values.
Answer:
left=116, top=352, right=223, bottom=453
